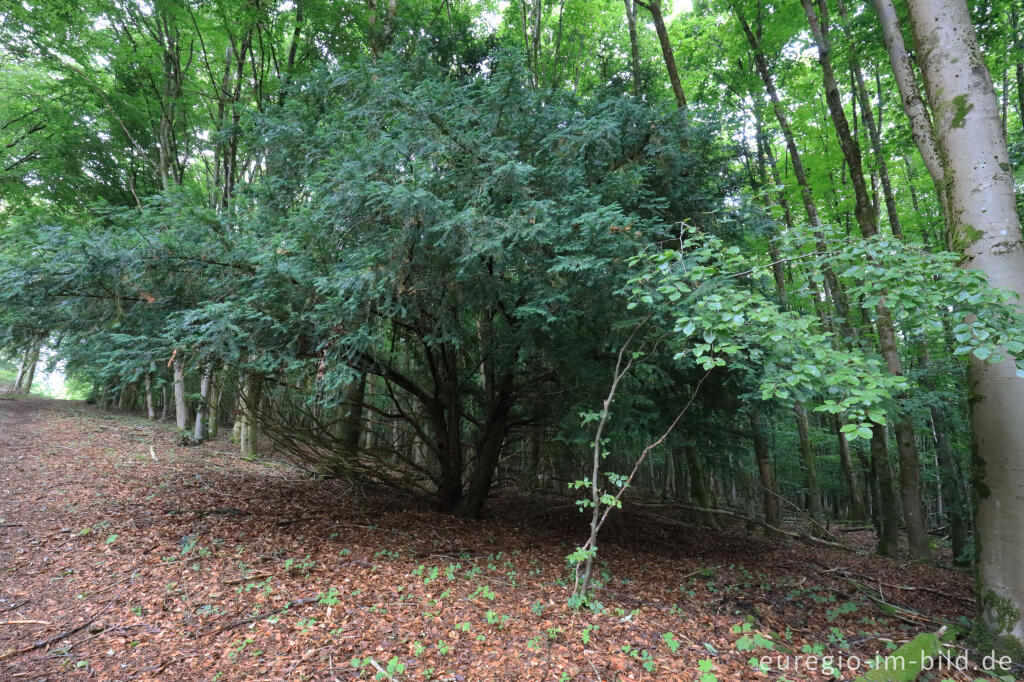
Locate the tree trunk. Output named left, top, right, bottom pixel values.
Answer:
left=906, top=0, right=1024, bottom=652
left=930, top=405, right=969, bottom=564
left=457, top=378, right=514, bottom=519
left=193, top=364, right=213, bottom=442
left=803, top=0, right=931, bottom=561
left=207, top=373, right=221, bottom=438
left=794, top=402, right=824, bottom=532
left=19, top=341, right=41, bottom=395
left=161, top=385, right=168, bottom=421
left=869, top=0, right=947, bottom=211
left=12, top=345, right=28, bottom=393
left=338, top=373, right=366, bottom=456
left=173, top=354, right=189, bottom=430
left=684, top=444, right=717, bottom=528
left=835, top=416, right=867, bottom=520
left=871, top=426, right=901, bottom=557
left=638, top=0, right=686, bottom=110
left=749, top=408, right=780, bottom=535
left=145, top=372, right=156, bottom=420
left=240, top=373, right=262, bottom=457
left=623, top=0, right=642, bottom=97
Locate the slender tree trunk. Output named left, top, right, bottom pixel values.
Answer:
left=12, top=346, right=28, bottom=393
left=835, top=416, right=867, bottom=520
left=145, top=372, right=156, bottom=420
left=161, top=385, right=168, bottom=421
left=930, top=405, right=969, bottom=563
left=623, top=0, right=642, bottom=97
left=338, top=373, right=366, bottom=456
left=173, top=354, right=189, bottom=430
left=20, top=343, right=40, bottom=395
left=749, top=408, right=780, bottom=535
left=869, top=0, right=947, bottom=211
left=207, top=373, right=220, bottom=438
left=193, top=364, right=213, bottom=442
left=240, top=373, right=262, bottom=458
left=684, top=444, right=717, bottom=527
left=906, top=0, right=1024, bottom=652
left=794, top=402, right=824, bottom=532
left=637, top=0, right=686, bottom=110
left=803, top=0, right=930, bottom=561
left=871, top=426, right=901, bottom=557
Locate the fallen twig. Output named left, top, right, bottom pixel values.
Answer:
left=368, top=657, right=396, bottom=681
left=221, top=572, right=275, bottom=585
left=0, top=600, right=29, bottom=614
left=651, top=505, right=863, bottom=553
left=0, top=620, right=49, bottom=626
left=196, top=595, right=318, bottom=638
left=0, top=578, right=132, bottom=661
left=826, top=567, right=974, bottom=604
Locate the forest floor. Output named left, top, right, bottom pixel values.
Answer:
left=0, top=397, right=993, bottom=681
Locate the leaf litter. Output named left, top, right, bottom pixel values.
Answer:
left=0, top=397, right=990, bottom=680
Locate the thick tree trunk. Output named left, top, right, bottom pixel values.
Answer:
left=906, top=0, right=1024, bottom=653
left=173, top=355, right=189, bottom=430
left=457, top=379, right=514, bottom=519
left=749, top=408, right=780, bottom=535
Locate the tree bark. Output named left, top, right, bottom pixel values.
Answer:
left=794, top=402, right=824, bottom=532
left=173, top=354, right=189, bottom=430
left=684, top=444, right=717, bottom=528
left=623, top=0, right=643, bottom=97
left=835, top=416, right=867, bottom=520
left=871, top=426, right=901, bottom=557
left=869, top=0, right=947, bottom=211
left=145, top=372, right=156, bottom=420
left=749, top=408, right=780, bottom=535
left=636, top=0, right=686, bottom=110
left=193, top=364, right=213, bottom=442
left=803, top=0, right=930, bottom=561
left=906, top=0, right=1024, bottom=652
left=207, top=372, right=220, bottom=438
left=240, top=373, right=262, bottom=458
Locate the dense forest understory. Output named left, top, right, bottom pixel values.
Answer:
left=0, top=396, right=985, bottom=681
left=2, top=0, right=1024, bottom=676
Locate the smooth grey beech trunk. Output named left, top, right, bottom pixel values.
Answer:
left=145, top=372, right=156, bottom=420
left=905, top=0, right=1024, bottom=655
left=173, top=355, right=189, bottom=430
left=870, top=0, right=947, bottom=210
left=193, top=364, right=213, bottom=442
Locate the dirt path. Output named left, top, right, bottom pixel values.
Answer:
left=0, top=398, right=977, bottom=680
